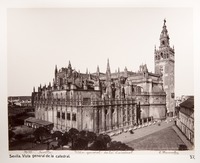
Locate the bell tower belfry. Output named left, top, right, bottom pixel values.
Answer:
left=154, top=19, right=175, bottom=116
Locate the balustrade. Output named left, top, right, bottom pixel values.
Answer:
left=34, top=98, right=136, bottom=107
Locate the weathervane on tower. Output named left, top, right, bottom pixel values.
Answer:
left=164, top=18, right=166, bottom=25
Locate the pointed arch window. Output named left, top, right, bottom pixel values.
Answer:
left=160, top=53, right=163, bottom=58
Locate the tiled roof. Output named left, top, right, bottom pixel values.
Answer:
left=25, top=117, right=53, bottom=126
left=180, top=96, right=194, bottom=110
left=148, top=72, right=160, bottom=77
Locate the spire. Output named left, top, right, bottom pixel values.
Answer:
left=67, top=61, right=72, bottom=76
left=124, top=66, right=128, bottom=77
left=106, top=59, right=111, bottom=82
left=55, top=65, right=58, bottom=74
left=97, top=65, right=100, bottom=74
left=118, top=67, right=120, bottom=78
left=33, top=87, right=35, bottom=92
left=68, top=60, right=72, bottom=69
left=96, top=65, right=100, bottom=78
left=124, top=66, right=128, bottom=72
left=89, top=72, right=91, bottom=79
left=106, top=58, right=111, bottom=74
left=160, top=19, right=170, bottom=47
left=161, top=19, right=167, bottom=35
left=86, top=68, right=88, bottom=74
left=143, top=64, right=148, bottom=72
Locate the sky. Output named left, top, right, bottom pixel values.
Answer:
left=7, top=8, right=193, bottom=97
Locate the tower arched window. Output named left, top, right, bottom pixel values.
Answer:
left=111, top=109, right=115, bottom=114
left=132, top=86, right=135, bottom=93
left=160, top=53, right=163, bottom=58
left=105, top=109, right=108, bottom=115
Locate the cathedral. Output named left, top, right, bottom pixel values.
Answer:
left=32, top=20, right=175, bottom=133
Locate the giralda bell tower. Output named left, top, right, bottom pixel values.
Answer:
left=154, top=19, right=175, bottom=116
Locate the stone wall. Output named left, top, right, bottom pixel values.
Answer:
left=34, top=98, right=138, bottom=133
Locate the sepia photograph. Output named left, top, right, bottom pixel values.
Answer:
left=7, top=7, right=194, bottom=152
left=1, top=0, right=199, bottom=163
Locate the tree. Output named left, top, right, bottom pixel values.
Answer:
left=33, top=127, right=49, bottom=143
left=15, top=134, right=24, bottom=141
left=73, top=137, right=88, bottom=150
left=73, top=130, right=97, bottom=150
left=108, top=141, right=133, bottom=150
left=68, top=128, right=79, bottom=149
left=89, top=139, right=107, bottom=150
left=97, top=134, right=111, bottom=144
left=52, top=131, right=63, bottom=140
left=9, top=130, right=15, bottom=140
left=52, top=127, right=133, bottom=151
left=86, top=131, right=97, bottom=143
left=89, top=134, right=111, bottom=150
left=56, top=130, right=97, bottom=150
left=58, top=132, right=70, bottom=148
left=79, top=130, right=87, bottom=137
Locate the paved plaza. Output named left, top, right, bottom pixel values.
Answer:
left=126, top=126, right=184, bottom=150
left=112, top=119, right=192, bottom=150
left=112, top=119, right=175, bottom=143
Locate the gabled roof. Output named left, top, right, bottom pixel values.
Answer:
left=180, top=96, right=194, bottom=110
